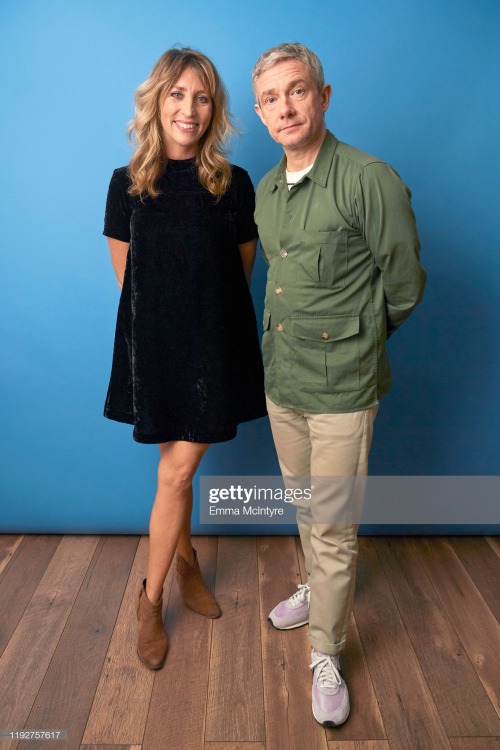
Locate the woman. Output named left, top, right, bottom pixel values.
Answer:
left=103, top=48, right=266, bottom=670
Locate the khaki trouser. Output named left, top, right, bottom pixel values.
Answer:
left=266, top=396, right=378, bottom=655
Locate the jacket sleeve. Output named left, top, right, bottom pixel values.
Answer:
left=355, top=162, right=426, bottom=336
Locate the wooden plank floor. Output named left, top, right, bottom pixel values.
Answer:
left=0, top=534, right=498, bottom=750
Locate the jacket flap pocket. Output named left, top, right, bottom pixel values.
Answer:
left=291, top=315, right=359, bottom=342
left=300, top=228, right=346, bottom=245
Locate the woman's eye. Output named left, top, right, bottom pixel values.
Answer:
left=171, top=91, right=182, bottom=98
left=197, top=96, right=209, bottom=104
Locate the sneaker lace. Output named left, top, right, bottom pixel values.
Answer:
left=288, top=583, right=310, bottom=606
left=309, top=653, right=342, bottom=689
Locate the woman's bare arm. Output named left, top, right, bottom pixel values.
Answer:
left=238, top=239, right=258, bottom=287
left=107, top=237, right=130, bottom=290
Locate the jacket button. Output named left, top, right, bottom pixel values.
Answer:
left=321, top=332, right=330, bottom=340
left=275, top=287, right=283, bottom=295
left=280, top=249, right=288, bottom=258
left=276, top=324, right=284, bottom=332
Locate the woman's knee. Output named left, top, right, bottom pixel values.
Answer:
left=157, top=442, right=209, bottom=489
left=157, top=460, right=194, bottom=489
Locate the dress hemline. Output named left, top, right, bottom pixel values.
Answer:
left=103, top=408, right=267, bottom=445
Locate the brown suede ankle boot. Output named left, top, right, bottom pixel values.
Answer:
left=136, top=579, right=168, bottom=669
left=176, top=548, right=221, bottom=618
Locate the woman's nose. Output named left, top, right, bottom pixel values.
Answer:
left=181, top=97, right=196, bottom=116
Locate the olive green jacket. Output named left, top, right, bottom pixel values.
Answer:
left=255, top=131, right=426, bottom=413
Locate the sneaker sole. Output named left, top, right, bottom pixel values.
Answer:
left=267, top=616, right=309, bottom=630
left=312, top=706, right=349, bottom=728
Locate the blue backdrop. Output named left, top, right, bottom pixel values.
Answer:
left=1, top=0, right=498, bottom=533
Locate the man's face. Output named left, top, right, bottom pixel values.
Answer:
left=254, top=59, right=331, bottom=156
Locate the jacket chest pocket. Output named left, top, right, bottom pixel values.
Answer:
left=298, top=229, right=347, bottom=289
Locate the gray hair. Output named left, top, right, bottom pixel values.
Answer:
left=252, top=42, right=325, bottom=99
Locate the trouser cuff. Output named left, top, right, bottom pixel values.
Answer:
left=308, top=632, right=345, bottom=656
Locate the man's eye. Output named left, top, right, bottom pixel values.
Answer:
left=266, top=97, right=276, bottom=106
left=293, top=88, right=304, bottom=96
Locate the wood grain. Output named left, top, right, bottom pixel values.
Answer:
left=413, top=537, right=500, bottom=718
left=142, top=536, right=218, bottom=750
left=0, top=536, right=99, bottom=748
left=0, top=534, right=61, bottom=657
left=20, top=536, right=139, bottom=750
left=327, top=742, right=391, bottom=750
left=82, top=536, right=158, bottom=745
left=354, top=538, right=453, bottom=750
left=485, top=536, right=500, bottom=558
left=205, top=536, right=264, bottom=742
left=0, top=534, right=497, bottom=750
left=373, top=537, right=499, bottom=737
left=449, top=537, right=500, bottom=621
left=449, top=740, right=500, bottom=750
left=0, top=534, right=23, bottom=576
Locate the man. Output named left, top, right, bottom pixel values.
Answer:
left=252, top=43, right=426, bottom=727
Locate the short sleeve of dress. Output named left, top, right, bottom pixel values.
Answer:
left=233, top=167, right=258, bottom=245
left=103, top=167, right=132, bottom=242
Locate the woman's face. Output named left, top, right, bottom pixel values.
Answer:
left=160, top=67, right=213, bottom=159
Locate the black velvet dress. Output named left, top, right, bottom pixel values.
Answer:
left=103, top=158, right=267, bottom=443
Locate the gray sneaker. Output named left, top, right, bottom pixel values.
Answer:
left=268, top=583, right=310, bottom=629
left=310, top=649, right=350, bottom=727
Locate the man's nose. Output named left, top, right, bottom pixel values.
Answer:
left=278, top=96, right=294, bottom=118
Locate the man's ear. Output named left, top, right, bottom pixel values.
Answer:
left=320, top=84, right=332, bottom=113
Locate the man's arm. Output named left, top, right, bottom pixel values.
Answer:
left=356, top=162, right=426, bottom=336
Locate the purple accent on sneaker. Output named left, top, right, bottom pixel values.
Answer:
left=310, top=649, right=350, bottom=727
left=268, top=583, right=310, bottom=630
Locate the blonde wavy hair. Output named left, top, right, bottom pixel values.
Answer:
left=128, top=48, right=235, bottom=198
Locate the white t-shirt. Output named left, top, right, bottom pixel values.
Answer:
left=286, top=163, right=314, bottom=191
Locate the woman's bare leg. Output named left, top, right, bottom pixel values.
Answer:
left=145, top=440, right=209, bottom=604
left=176, top=493, right=196, bottom=565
